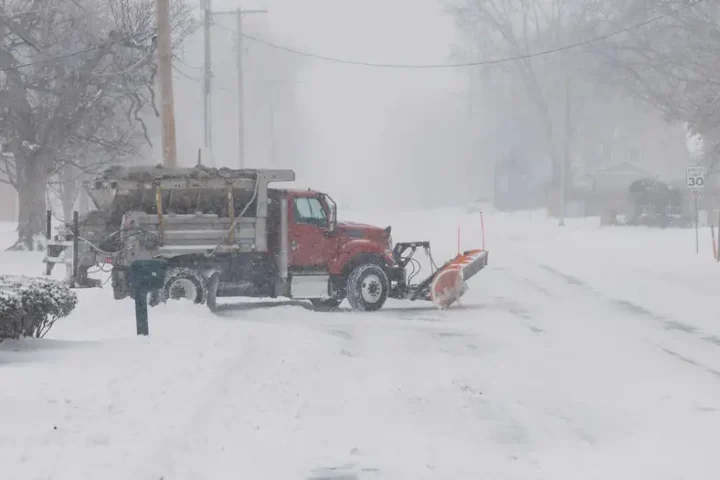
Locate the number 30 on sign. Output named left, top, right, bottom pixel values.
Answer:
left=687, top=166, right=706, bottom=188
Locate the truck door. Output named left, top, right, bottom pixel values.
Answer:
left=287, top=194, right=337, bottom=270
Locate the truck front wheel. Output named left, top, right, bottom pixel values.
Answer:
left=346, top=264, right=389, bottom=312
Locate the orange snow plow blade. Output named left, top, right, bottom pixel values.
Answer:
left=429, top=249, right=488, bottom=309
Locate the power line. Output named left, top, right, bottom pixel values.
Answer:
left=0, top=6, right=67, bottom=19
left=0, top=0, right=704, bottom=74
left=242, top=0, right=706, bottom=69
left=0, top=31, right=156, bottom=75
left=0, top=42, right=114, bottom=72
left=67, top=0, right=88, bottom=12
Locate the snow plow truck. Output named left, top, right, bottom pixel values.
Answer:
left=44, top=165, right=488, bottom=312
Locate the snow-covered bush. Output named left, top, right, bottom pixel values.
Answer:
left=0, top=290, right=23, bottom=340
left=0, top=276, right=77, bottom=341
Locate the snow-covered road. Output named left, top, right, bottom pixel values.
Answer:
left=2, top=209, right=719, bottom=479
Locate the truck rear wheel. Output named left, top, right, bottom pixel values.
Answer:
left=206, top=271, right=220, bottom=312
left=346, top=264, right=388, bottom=312
left=111, top=268, right=130, bottom=300
left=163, top=267, right=206, bottom=304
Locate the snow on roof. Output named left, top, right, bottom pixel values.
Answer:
left=685, top=125, right=704, bottom=159
left=590, top=161, right=652, bottom=176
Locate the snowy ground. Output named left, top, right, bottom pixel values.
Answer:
left=2, top=208, right=720, bottom=480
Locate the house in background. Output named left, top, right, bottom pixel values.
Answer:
left=547, top=161, right=655, bottom=218
left=577, top=161, right=655, bottom=217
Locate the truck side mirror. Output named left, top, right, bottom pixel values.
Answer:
left=320, top=193, right=337, bottom=234
left=326, top=211, right=337, bottom=235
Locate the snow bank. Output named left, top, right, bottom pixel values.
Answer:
left=2, top=210, right=720, bottom=479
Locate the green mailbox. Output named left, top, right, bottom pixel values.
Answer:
left=128, top=259, right=168, bottom=336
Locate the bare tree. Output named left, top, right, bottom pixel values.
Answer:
left=448, top=0, right=598, bottom=187
left=580, top=0, right=720, bottom=163
left=447, top=0, right=698, bottom=192
left=0, top=0, right=195, bottom=250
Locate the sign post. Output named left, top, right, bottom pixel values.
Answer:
left=694, top=190, right=700, bottom=254
left=686, top=166, right=706, bottom=189
left=687, top=166, right=705, bottom=254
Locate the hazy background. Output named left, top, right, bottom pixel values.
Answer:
left=149, top=0, right=472, bottom=210
left=145, top=0, right=695, bottom=211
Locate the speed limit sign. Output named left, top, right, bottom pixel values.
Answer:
left=687, top=166, right=706, bottom=188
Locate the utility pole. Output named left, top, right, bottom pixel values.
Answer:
left=236, top=8, right=244, bottom=168
left=155, top=0, right=178, bottom=167
left=202, top=0, right=212, bottom=163
left=212, top=6, right=268, bottom=169
left=268, top=92, right=276, bottom=166
left=467, top=65, right=475, bottom=203
left=559, top=75, right=572, bottom=227
left=467, top=66, right=474, bottom=120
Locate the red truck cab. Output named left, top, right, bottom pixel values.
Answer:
left=285, top=189, right=395, bottom=273
left=281, top=189, right=399, bottom=309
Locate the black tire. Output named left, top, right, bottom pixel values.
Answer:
left=163, top=267, right=206, bottom=304
left=112, top=285, right=127, bottom=301
left=206, top=272, right=220, bottom=312
left=111, top=269, right=130, bottom=300
left=346, top=264, right=389, bottom=312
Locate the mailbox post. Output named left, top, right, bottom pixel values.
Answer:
left=128, top=259, right=168, bottom=335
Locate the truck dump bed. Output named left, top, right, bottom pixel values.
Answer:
left=85, top=165, right=295, bottom=256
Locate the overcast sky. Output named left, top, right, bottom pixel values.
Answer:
left=158, top=0, right=470, bottom=208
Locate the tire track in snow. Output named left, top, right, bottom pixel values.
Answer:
left=156, top=310, right=545, bottom=478
left=530, top=262, right=720, bottom=382
left=491, top=295, right=545, bottom=334
left=147, top=332, right=258, bottom=479
left=479, top=266, right=548, bottom=334
left=150, top=320, right=393, bottom=479
left=488, top=248, right=720, bottom=390
left=442, top=265, right=612, bottom=449
left=537, top=263, right=715, bottom=343
left=311, top=319, right=538, bottom=470
left=536, top=264, right=590, bottom=289
left=660, top=348, right=720, bottom=380
left=473, top=258, right=720, bottom=451
left=535, top=262, right=720, bottom=347
left=152, top=261, right=634, bottom=477
left=321, top=316, right=488, bottom=361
